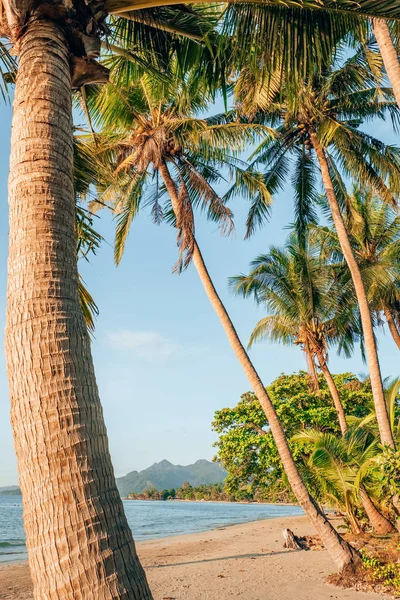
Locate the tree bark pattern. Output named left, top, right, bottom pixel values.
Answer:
left=159, top=159, right=359, bottom=572
left=6, top=19, right=152, bottom=600
left=309, top=131, right=395, bottom=449
left=383, top=305, right=400, bottom=350
left=317, top=359, right=348, bottom=435
left=358, top=487, right=395, bottom=534
left=373, top=19, right=400, bottom=110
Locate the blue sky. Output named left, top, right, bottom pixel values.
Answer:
left=0, top=96, right=399, bottom=487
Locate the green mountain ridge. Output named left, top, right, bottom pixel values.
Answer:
left=116, top=459, right=226, bottom=497
left=1, top=461, right=227, bottom=498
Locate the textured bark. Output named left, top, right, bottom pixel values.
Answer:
left=358, top=487, right=395, bottom=534
left=317, top=359, right=348, bottom=435
left=304, top=342, right=320, bottom=392
left=6, top=19, right=152, bottom=600
left=383, top=305, right=400, bottom=350
left=159, top=160, right=360, bottom=572
left=373, top=19, right=400, bottom=110
left=347, top=510, right=363, bottom=536
left=309, top=131, right=395, bottom=449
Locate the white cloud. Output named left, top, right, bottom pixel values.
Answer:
left=107, top=330, right=181, bottom=361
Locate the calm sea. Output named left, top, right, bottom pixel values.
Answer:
left=0, top=495, right=303, bottom=563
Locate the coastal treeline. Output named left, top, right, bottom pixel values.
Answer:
left=127, top=483, right=227, bottom=502
left=126, top=482, right=269, bottom=502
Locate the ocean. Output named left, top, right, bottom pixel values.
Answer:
left=0, top=495, right=304, bottom=563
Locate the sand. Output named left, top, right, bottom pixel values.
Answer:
left=0, top=515, right=388, bottom=600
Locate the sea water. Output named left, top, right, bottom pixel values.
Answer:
left=0, top=495, right=304, bottom=563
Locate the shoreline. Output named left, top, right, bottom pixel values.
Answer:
left=0, top=515, right=388, bottom=600
left=123, top=497, right=300, bottom=506
left=0, top=503, right=304, bottom=567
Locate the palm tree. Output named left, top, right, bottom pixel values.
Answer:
left=0, top=3, right=231, bottom=599
left=78, top=73, right=362, bottom=571
left=2, top=3, right=400, bottom=597
left=245, top=46, right=400, bottom=449
left=315, top=189, right=400, bottom=351
left=231, top=232, right=354, bottom=435
left=232, top=232, right=396, bottom=534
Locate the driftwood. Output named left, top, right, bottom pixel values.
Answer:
left=282, top=528, right=303, bottom=550
left=282, top=528, right=324, bottom=551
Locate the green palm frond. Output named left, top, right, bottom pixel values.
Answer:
left=78, top=277, right=100, bottom=333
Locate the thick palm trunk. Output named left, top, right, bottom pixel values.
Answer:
left=372, top=19, right=400, bottom=110
left=309, top=131, right=395, bottom=449
left=158, top=160, right=359, bottom=571
left=6, top=19, right=152, bottom=600
left=317, top=359, right=348, bottom=435
left=383, top=305, right=400, bottom=350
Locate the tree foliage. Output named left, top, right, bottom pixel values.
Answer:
left=213, top=371, right=371, bottom=501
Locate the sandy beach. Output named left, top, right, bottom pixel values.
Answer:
left=0, top=515, right=388, bottom=600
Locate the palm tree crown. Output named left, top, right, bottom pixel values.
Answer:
left=80, top=72, right=272, bottom=268
left=316, top=189, right=400, bottom=348
left=239, top=45, right=400, bottom=238
left=231, top=231, right=356, bottom=377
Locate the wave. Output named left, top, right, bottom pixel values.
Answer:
left=0, top=540, right=26, bottom=549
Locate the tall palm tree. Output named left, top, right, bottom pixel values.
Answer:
left=79, top=73, right=362, bottom=571
left=315, top=189, right=400, bottom=351
left=231, top=232, right=355, bottom=436
left=232, top=234, right=395, bottom=533
left=2, top=3, right=400, bottom=598
left=244, top=47, right=400, bottom=449
left=0, top=3, right=232, bottom=599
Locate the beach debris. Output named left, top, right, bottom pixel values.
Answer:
left=282, top=528, right=303, bottom=550
left=282, top=528, right=324, bottom=550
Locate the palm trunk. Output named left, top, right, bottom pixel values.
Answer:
left=358, top=487, right=395, bottom=534
left=346, top=509, right=363, bottom=536
left=383, top=305, right=400, bottom=350
left=317, top=358, right=348, bottom=436
left=372, top=19, right=400, bottom=110
left=6, top=19, right=152, bottom=600
left=158, top=159, right=359, bottom=571
left=309, top=131, right=395, bottom=449
left=304, top=342, right=320, bottom=392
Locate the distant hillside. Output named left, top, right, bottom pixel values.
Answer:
left=0, top=485, right=21, bottom=495
left=116, top=459, right=226, bottom=497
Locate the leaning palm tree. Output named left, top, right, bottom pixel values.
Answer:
left=2, top=3, right=400, bottom=598
left=315, top=189, right=400, bottom=351
left=232, top=232, right=396, bottom=534
left=244, top=46, right=400, bottom=450
left=79, top=72, right=362, bottom=571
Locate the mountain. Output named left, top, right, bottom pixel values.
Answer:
left=0, top=485, right=21, bottom=495
left=116, top=459, right=226, bottom=497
